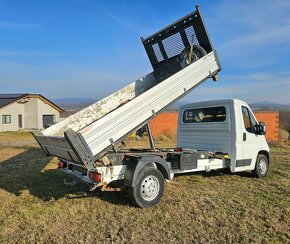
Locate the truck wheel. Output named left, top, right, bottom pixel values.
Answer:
left=179, top=45, right=207, bottom=69
left=252, top=154, right=269, bottom=178
left=128, top=167, right=164, bottom=208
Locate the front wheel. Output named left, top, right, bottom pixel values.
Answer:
left=128, top=167, right=164, bottom=208
left=252, top=154, right=269, bottom=178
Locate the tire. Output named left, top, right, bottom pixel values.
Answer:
left=179, top=45, right=207, bottom=69
left=128, top=167, right=164, bottom=208
left=252, top=154, right=269, bottom=178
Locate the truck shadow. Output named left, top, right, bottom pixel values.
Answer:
left=0, top=147, right=254, bottom=205
left=174, top=168, right=253, bottom=179
left=0, top=147, right=130, bottom=205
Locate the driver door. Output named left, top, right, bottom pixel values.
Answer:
left=237, top=106, right=260, bottom=170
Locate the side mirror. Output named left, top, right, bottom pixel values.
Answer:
left=258, top=121, right=266, bottom=135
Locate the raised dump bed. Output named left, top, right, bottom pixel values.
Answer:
left=33, top=5, right=221, bottom=170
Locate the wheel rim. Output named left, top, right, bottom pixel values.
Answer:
left=140, top=175, right=160, bottom=201
left=258, top=158, right=267, bottom=175
left=185, top=52, right=199, bottom=65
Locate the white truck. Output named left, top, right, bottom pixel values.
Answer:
left=33, top=6, right=270, bottom=208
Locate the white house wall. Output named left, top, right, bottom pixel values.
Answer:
left=0, top=102, right=25, bottom=132
left=24, top=97, right=38, bottom=129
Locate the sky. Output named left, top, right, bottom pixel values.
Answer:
left=0, top=0, right=290, bottom=104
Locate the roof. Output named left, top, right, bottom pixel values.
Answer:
left=0, top=93, right=64, bottom=112
left=179, top=99, right=245, bottom=109
left=0, top=93, right=28, bottom=108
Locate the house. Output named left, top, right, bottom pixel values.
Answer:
left=0, top=94, right=64, bottom=132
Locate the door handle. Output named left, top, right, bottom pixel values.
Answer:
left=243, top=132, right=246, bottom=141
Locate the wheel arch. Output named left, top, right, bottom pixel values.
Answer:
left=252, top=150, right=270, bottom=178
left=123, top=155, right=171, bottom=187
left=258, top=150, right=270, bottom=164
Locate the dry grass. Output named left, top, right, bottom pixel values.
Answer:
left=0, top=131, right=36, bottom=147
left=0, top=133, right=289, bottom=243
left=124, top=134, right=176, bottom=149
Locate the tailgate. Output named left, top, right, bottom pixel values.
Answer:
left=33, top=132, right=82, bottom=164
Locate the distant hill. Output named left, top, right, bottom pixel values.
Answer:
left=248, top=101, right=290, bottom=132
left=58, top=103, right=94, bottom=113
left=52, top=98, right=97, bottom=112
left=52, top=98, right=96, bottom=104
left=172, top=101, right=290, bottom=111
left=250, top=101, right=290, bottom=111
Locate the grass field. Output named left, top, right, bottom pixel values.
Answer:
left=0, top=132, right=289, bottom=243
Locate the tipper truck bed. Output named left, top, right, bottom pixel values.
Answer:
left=34, top=5, right=220, bottom=170
left=33, top=6, right=269, bottom=208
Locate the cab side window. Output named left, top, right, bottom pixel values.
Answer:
left=183, top=106, right=226, bottom=123
left=241, top=106, right=257, bottom=134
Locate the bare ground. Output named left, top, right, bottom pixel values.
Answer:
left=0, top=132, right=289, bottom=243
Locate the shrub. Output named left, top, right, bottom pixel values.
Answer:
left=278, top=129, right=289, bottom=146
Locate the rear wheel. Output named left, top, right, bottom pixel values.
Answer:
left=128, top=167, right=164, bottom=208
left=252, top=154, right=269, bottom=178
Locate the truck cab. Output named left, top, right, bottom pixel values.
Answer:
left=177, top=99, right=269, bottom=174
